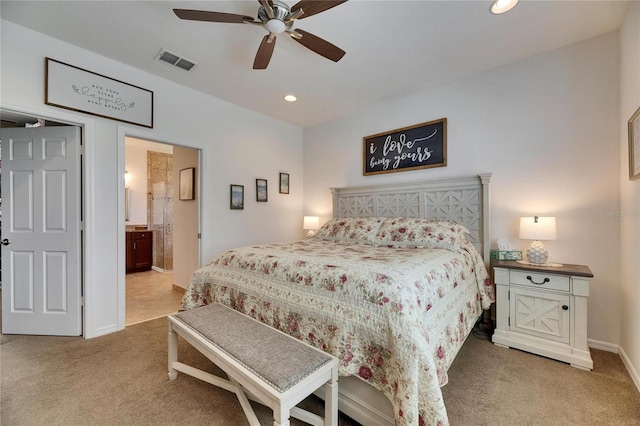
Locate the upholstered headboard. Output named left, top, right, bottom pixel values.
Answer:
left=330, top=173, right=492, bottom=262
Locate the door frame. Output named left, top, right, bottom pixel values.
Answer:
left=1, top=102, right=95, bottom=337
left=117, top=126, right=204, bottom=329
left=1, top=103, right=205, bottom=337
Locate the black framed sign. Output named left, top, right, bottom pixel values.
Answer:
left=363, top=118, right=447, bottom=176
left=45, top=57, right=154, bottom=128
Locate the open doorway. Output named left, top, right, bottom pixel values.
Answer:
left=124, top=136, right=199, bottom=325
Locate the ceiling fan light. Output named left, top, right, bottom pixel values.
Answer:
left=491, top=0, right=518, bottom=14
left=265, top=19, right=286, bottom=34
left=284, top=95, right=297, bottom=102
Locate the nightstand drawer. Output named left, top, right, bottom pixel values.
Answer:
left=510, top=270, right=570, bottom=292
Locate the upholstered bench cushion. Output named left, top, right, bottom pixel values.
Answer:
left=173, top=304, right=334, bottom=393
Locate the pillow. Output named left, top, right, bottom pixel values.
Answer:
left=374, top=217, right=470, bottom=251
left=313, top=217, right=386, bottom=245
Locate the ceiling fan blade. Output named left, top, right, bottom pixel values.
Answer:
left=292, top=29, right=345, bottom=62
left=253, top=35, right=277, bottom=70
left=290, top=1, right=348, bottom=19
left=173, top=9, right=253, bottom=24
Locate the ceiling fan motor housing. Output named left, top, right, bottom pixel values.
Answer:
left=258, top=1, right=293, bottom=34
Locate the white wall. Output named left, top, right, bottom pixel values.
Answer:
left=1, top=20, right=304, bottom=337
left=304, top=32, right=621, bottom=346
left=619, top=1, right=640, bottom=389
left=173, top=145, right=200, bottom=290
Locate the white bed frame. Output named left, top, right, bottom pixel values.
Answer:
left=322, top=173, right=493, bottom=426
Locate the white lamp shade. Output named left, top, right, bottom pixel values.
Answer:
left=519, top=216, right=557, bottom=240
left=303, top=216, right=320, bottom=230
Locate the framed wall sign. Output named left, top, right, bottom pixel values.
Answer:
left=230, top=184, right=244, bottom=210
left=179, top=168, right=195, bottom=200
left=45, top=57, right=154, bottom=128
left=363, top=118, right=447, bottom=176
left=256, top=179, right=268, bottom=202
left=279, top=173, right=290, bottom=194
left=629, top=106, right=640, bottom=181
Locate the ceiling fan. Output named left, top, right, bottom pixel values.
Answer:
left=174, top=0, right=347, bottom=70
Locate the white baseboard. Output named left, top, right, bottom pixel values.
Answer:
left=588, top=339, right=640, bottom=395
left=619, top=346, right=640, bottom=395
left=89, top=323, right=119, bottom=338
left=588, top=338, right=619, bottom=353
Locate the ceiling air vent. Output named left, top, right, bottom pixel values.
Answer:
left=155, top=48, right=196, bottom=71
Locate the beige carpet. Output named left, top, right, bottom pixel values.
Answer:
left=2, top=316, right=640, bottom=425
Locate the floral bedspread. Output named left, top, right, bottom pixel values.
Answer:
left=180, top=239, right=494, bottom=426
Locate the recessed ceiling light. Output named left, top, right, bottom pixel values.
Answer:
left=284, top=95, right=297, bottom=102
left=491, top=0, right=518, bottom=14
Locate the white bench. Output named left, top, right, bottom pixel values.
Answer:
left=168, top=303, right=339, bottom=426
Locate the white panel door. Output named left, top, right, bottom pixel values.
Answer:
left=1, top=126, right=82, bottom=336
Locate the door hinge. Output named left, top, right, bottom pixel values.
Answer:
left=80, top=296, right=84, bottom=306
left=508, top=290, right=510, bottom=300
left=508, top=316, right=510, bottom=327
left=197, top=233, right=201, bottom=239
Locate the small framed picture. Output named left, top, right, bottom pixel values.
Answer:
left=629, top=106, right=640, bottom=181
left=256, top=179, right=268, bottom=202
left=230, top=184, right=244, bottom=210
left=279, top=172, right=290, bottom=194
left=179, top=167, right=195, bottom=200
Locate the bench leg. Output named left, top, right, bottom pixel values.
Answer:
left=273, top=406, right=290, bottom=426
left=229, top=377, right=262, bottom=426
left=168, top=321, right=178, bottom=381
left=324, top=368, right=339, bottom=426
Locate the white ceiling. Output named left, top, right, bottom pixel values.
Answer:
left=0, top=1, right=630, bottom=128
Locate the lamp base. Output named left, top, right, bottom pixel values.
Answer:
left=306, top=230, right=316, bottom=238
left=525, top=240, right=549, bottom=264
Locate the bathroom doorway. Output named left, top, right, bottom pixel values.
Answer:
left=125, top=137, right=199, bottom=325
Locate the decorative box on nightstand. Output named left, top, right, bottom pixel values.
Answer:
left=491, top=260, right=594, bottom=370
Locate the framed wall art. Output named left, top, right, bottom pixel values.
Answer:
left=230, top=184, right=244, bottom=210
left=179, top=167, right=195, bottom=200
left=363, top=118, right=447, bottom=176
left=256, top=179, right=268, bottom=202
left=279, top=173, right=290, bottom=194
left=629, top=106, right=640, bottom=181
left=45, top=57, right=154, bottom=128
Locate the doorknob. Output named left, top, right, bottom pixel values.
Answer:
left=1, top=239, right=10, bottom=246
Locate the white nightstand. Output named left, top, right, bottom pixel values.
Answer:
left=491, top=260, right=594, bottom=370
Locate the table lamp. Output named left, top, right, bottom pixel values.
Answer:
left=303, top=216, right=320, bottom=238
left=518, top=216, right=561, bottom=266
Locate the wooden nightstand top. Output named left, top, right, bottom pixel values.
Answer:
left=490, top=259, right=594, bottom=278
